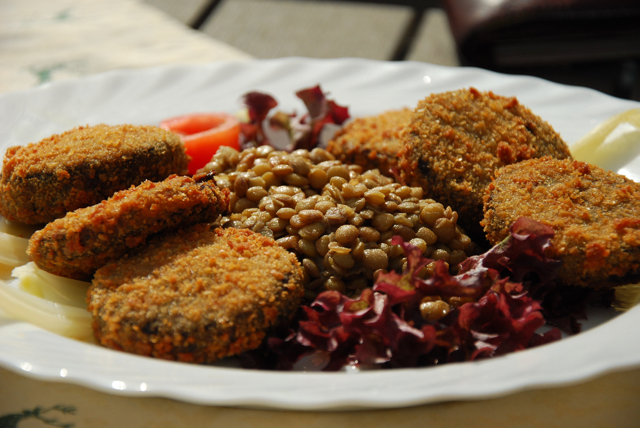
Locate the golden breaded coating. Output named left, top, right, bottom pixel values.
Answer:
left=483, top=157, right=640, bottom=289
left=27, top=173, right=229, bottom=280
left=0, top=124, right=190, bottom=224
left=399, top=88, right=572, bottom=241
left=327, top=108, right=413, bottom=176
left=88, top=226, right=304, bottom=364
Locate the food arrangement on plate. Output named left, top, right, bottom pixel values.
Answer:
left=1, top=78, right=638, bottom=375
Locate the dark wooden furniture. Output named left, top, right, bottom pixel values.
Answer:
left=443, top=0, right=640, bottom=99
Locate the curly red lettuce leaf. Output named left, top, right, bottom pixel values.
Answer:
left=240, top=85, right=349, bottom=151
left=537, top=283, right=614, bottom=334
left=241, top=218, right=566, bottom=371
left=291, top=86, right=350, bottom=150
left=460, top=217, right=561, bottom=285
left=296, top=288, right=436, bottom=369
left=240, top=91, right=278, bottom=147
left=481, top=219, right=612, bottom=334
left=455, top=280, right=561, bottom=359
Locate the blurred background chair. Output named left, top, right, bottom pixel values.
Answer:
left=443, top=0, right=640, bottom=100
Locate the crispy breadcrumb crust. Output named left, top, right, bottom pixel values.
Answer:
left=483, top=157, right=640, bottom=289
left=327, top=108, right=413, bottom=176
left=88, top=226, right=304, bottom=364
left=398, top=88, right=572, bottom=241
left=0, top=124, right=190, bottom=224
left=27, top=173, right=229, bottom=280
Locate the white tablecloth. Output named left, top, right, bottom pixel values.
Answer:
left=0, top=0, right=251, bottom=94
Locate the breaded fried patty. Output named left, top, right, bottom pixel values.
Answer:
left=0, top=124, right=190, bottom=224
left=27, top=173, right=229, bottom=280
left=483, top=157, right=640, bottom=289
left=88, top=226, right=304, bottom=363
left=399, top=88, right=572, bottom=241
left=326, top=108, right=413, bottom=176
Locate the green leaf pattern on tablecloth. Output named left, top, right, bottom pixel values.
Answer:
left=0, top=405, right=76, bottom=428
left=29, top=64, right=67, bottom=85
left=55, top=9, right=72, bottom=21
left=1, top=0, right=251, bottom=93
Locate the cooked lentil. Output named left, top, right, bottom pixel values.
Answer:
left=201, top=146, right=479, bottom=301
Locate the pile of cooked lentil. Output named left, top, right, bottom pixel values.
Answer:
left=201, top=145, right=479, bottom=301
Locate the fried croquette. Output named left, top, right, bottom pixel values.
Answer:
left=326, top=108, right=413, bottom=176
left=398, top=87, right=572, bottom=241
left=27, top=173, right=229, bottom=280
left=88, top=225, right=304, bottom=364
left=483, top=157, right=640, bottom=289
left=0, top=124, right=190, bottom=224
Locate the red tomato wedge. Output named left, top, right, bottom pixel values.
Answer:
left=160, top=112, right=241, bottom=175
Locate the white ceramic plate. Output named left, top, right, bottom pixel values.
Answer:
left=0, top=58, right=639, bottom=410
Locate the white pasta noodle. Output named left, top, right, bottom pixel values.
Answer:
left=12, top=262, right=90, bottom=308
left=0, top=262, right=93, bottom=341
left=0, top=231, right=30, bottom=266
left=0, top=217, right=36, bottom=266
left=571, top=108, right=640, bottom=174
left=0, top=215, right=39, bottom=238
left=0, top=215, right=93, bottom=340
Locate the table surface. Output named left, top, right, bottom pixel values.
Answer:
left=1, top=0, right=639, bottom=426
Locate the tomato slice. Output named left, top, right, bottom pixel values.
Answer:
left=160, top=113, right=241, bottom=175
